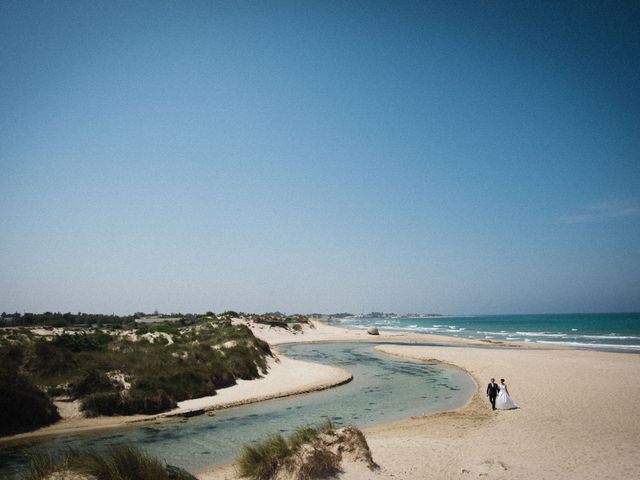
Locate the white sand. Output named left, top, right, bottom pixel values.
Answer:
left=200, top=323, right=640, bottom=480
left=173, top=354, right=352, bottom=414
left=362, top=344, right=640, bottom=480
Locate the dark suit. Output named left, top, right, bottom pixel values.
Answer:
left=486, top=382, right=500, bottom=410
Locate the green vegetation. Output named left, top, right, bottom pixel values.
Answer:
left=23, top=445, right=198, bottom=480
left=246, top=313, right=312, bottom=331
left=0, top=373, right=61, bottom=436
left=237, top=421, right=340, bottom=480
left=1, top=311, right=138, bottom=328
left=0, top=314, right=274, bottom=433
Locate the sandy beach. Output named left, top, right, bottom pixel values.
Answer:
left=3, top=320, right=639, bottom=480
left=365, top=344, right=640, bottom=479
left=199, top=321, right=640, bottom=480
left=0, top=319, right=485, bottom=445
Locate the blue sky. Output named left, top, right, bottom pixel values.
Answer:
left=1, top=1, right=639, bottom=315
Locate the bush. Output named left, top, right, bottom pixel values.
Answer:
left=28, top=341, right=76, bottom=376
left=135, top=371, right=216, bottom=402
left=70, top=370, right=121, bottom=398
left=123, top=389, right=177, bottom=415
left=52, top=332, right=111, bottom=352
left=81, top=389, right=177, bottom=417
left=80, top=392, right=123, bottom=417
left=151, top=325, right=179, bottom=336
left=0, top=343, right=26, bottom=374
left=0, top=373, right=60, bottom=435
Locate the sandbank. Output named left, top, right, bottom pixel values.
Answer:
left=358, top=344, right=640, bottom=479
left=199, top=322, right=640, bottom=480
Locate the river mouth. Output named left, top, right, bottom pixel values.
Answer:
left=0, top=342, right=475, bottom=478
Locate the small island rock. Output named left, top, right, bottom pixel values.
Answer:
left=367, top=326, right=379, bottom=335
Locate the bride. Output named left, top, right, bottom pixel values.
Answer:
left=495, top=378, right=518, bottom=410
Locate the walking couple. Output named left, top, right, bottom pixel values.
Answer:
left=486, top=378, right=517, bottom=410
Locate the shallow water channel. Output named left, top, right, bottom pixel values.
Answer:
left=0, top=342, right=475, bottom=478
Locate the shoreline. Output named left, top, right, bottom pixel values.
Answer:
left=0, top=319, right=565, bottom=447
left=5, top=319, right=638, bottom=480
left=359, top=344, right=640, bottom=480
left=198, top=322, right=640, bottom=479
left=0, top=352, right=353, bottom=446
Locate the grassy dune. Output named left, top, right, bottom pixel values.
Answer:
left=0, top=313, right=283, bottom=435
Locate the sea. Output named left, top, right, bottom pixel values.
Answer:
left=331, top=312, right=640, bottom=352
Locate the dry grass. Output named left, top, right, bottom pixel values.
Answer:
left=236, top=421, right=374, bottom=480
left=23, top=446, right=197, bottom=480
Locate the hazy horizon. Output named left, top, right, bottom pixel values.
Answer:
left=2, top=2, right=639, bottom=316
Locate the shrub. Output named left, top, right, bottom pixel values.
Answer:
left=151, top=325, right=179, bottom=336
left=80, top=392, right=123, bottom=417
left=28, top=341, right=77, bottom=376
left=52, top=332, right=111, bottom=352
left=0, top=343, right=26, bottom=374
left=0, top=373, right=60, bottom=435
left=81, top=389, right=177, bottom=417
left=71, top=369, right=121, bottom=398
left=122, top=389, right=177, bottom=415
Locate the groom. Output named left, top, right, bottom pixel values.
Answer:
left=486, top=378, right=500, bottom=410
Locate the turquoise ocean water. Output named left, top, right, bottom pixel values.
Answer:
left=333, top=312, right=640, bottom=352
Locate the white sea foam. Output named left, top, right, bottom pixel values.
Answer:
left=537, top=341, right=640, bottom=351
left=574, top=334, right=640, bottom=340
left=515, top=331, right=567, bottom=337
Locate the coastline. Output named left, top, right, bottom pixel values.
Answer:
left=198, top=321, right=640, bottom=480
left=0, top=350, right=353, bottom=446
left=359, top=344, right=640, bottom=479
left=0, top=319, right=520, bottom=446
left=5, top=319, right=639, bottom=480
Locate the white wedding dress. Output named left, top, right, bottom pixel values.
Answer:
left=495, top=384, right=517, bottom=410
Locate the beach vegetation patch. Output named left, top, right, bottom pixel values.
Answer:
left=0, top=373, right=60, bottom=435
left=237, top=421, right=374, bottom=480
left=22, top=445, right=198, bottom=480
left=70, top=369, right=122, bottom=398
left=0, top=312, right=310, bottom=434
